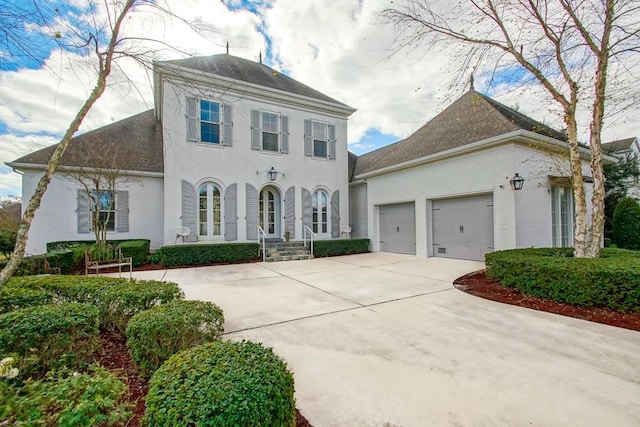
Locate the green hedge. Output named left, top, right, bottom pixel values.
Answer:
left=0, top=303, right=100, bottom=377
left=0, top=366, right=131, bottom=426
left=144, top=341, right=295, bottom=426
left=0, top=254, right=47, bottom=276
left=118, top=240, right=151, bottom=267
left=159, top=243, right=260, bottom=267
left=47, top=249, right=75, bottom=273
left=612, top=198, right=640, bottom=250
left=127, top=300, right=225, bottom=377
left=46, top=239, right=151, bottom=267
left=485, top=248, right=640, bottom=312
left=313, top=238, right=370, bottom=257
left=1, top=276, right=184, bottom=332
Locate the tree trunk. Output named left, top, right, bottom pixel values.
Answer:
left=564, top=110, right=589, bottom=258
left=0, top=0, right=136, bottom=288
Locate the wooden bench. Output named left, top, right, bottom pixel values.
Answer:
left=85, top=245, right=132, bottom=278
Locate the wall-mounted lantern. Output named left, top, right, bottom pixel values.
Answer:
left=267, top=166, right=278, bottom=181
left=510, top=173, right=525, bottom=190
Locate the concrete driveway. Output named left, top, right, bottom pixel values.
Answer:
left=130, top=253, right=640, bottom=426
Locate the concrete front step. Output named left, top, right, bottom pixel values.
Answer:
left=265, top=254, right=314, bottom=262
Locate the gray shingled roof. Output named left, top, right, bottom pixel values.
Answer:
left=10, top=110, right=163, bottom=173
left=353, top=90, right=567, bottom=177
left=164, top=54, right=351, bottom=108
left=602, top=137, right=637, bottom=154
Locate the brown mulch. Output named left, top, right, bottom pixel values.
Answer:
left=95, top=331, right=312, bottom=427
left=454, top=270, right=640, bottom=332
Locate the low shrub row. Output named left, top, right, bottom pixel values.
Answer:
left=0, top=302, right=100, bottom=377
left=159, top=242, right=260, bottom=267
left=126, top=300, right=225, bottom=377
left=0, top=276, right=184, bottom=332
left=485, top=248, right=640, bottom=312
left=46, top=239, right=151, bottom=267
left=313, top=238, right=370, bottom=257
left=0, top=366, right=131, bottom=426
left=144, top=340, right=296, bottom=426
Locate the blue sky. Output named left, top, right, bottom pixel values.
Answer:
left=0, top=0, right=637, bottom=198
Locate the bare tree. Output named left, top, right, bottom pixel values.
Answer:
left=381, top=0, right=640, bottom=258
left=63, top=142, right=135, bottom=248
left=0, top=0, right=205, bottom=287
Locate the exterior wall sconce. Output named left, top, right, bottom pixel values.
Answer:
left=510, top=173, right=525, bottom=190
left=268, top=166, right=278, bottom=181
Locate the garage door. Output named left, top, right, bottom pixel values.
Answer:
left=432, top=194, right=494, bottom=261
left=379, top=202, right=416, bottom=255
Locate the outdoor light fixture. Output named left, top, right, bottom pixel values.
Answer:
left=267, top=166, right=278, bottom=181
left=510, top=173, right=525, bottom=190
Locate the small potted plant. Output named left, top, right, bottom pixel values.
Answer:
left=284, top=230, right=290, bottom=242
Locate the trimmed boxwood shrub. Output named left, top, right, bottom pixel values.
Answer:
left=313, top=238, right=370, bottom=257
left=47, top=249, right=75, bottom=273
left=127, top=300, right=225, bottom=377
left=144, top=340, right=296, bottom=427
left=159, top=242, right=260, bottom=267
left=0, top=254, right=47, bottom=276
left=485, top=248, right=640, bottom=312
left=0, top=276, right=184, bottom=332
left=46, top=239, right=151, bottom=268
left=0, top=366, right=131, bottom=426
left=612, top=198, right=640, bottom=250
left=0, top=303, right=100, bottom=377
left=118, top=240, right=151, bottom=267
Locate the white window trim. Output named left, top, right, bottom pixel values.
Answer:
left=260, top=110, right=281, bottom=153
left=312, top=120, right=329, bottom=159
left=197, top=182, right=225, bottom=241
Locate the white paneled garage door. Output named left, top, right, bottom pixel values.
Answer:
left=432, top=194, right=494, bottom=261
left=379, top=202, right=416, bottom=255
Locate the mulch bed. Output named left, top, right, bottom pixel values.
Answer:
left=454, top=270, right=640, bottom=332
left=96, top=331, right=312, bottom=426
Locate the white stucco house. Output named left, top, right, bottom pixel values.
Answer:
left=8, top=53, right=600, bottom=262
left=348, top=90, right=599, bottom=261
left=9, top=54, right=355, bottom=255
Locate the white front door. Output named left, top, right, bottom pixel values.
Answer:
left=259, top=187, right=281, bottom=238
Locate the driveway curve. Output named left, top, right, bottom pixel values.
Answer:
left=129, top=253, right=640, bottom=426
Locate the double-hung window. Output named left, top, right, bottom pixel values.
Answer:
left=93, top=190, right=115, bottom=231
left=200, top=100, right=220, bottom=144
left=262, top=112, right=279, bottom=152
left=304, top=119, right=336, bottom=159
left=251, top=110, right=289, bottom=154
left=313, top=121, right=328, bottom=157
left=186, top=97, right=232, bottom=146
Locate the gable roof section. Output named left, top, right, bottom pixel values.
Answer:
left=354, top=90, right=566, bottom=177
left=164, top=54, right=350, bottom=108
left=9, top=110, right=163, bottom=173
left=602, top=137, right=637, bottom=154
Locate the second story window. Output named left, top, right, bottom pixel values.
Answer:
left=262, top=112, right=279, bottom=152
left=200, top=100, right=220, bottom=144
left=186, top=96, right=233, bottom=146
left=251, top=110, right=289, bottom=154
left=305, top=119, right=336, bottom=159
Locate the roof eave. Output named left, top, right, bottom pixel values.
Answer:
left=154, top=61, right=357, bottom=118
left=354, top=130, right=599, bottom=180
left=6, top=162, right=164, bottom=178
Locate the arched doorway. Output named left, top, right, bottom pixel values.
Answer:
left=259, top=186, right=281, bottom=238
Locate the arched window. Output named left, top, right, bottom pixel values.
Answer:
left=312, top=190, right=328, bottom=234
left=198, top=183, right=222, bottom=239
